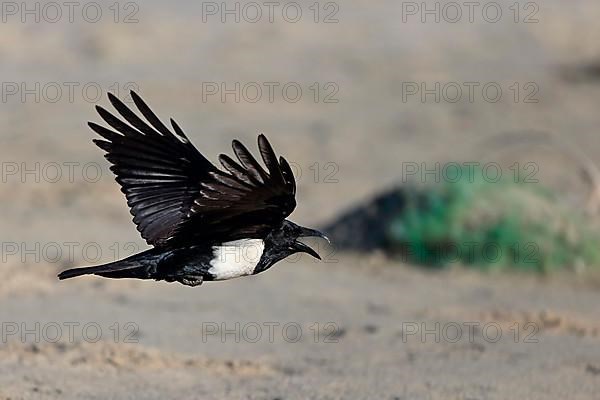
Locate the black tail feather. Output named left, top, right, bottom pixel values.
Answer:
left=58, top=261, right=146, bottom=280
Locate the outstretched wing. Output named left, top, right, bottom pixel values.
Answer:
left=90, top=91, right=296, bottom=246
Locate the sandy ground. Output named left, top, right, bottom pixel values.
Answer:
left=2, top=258, right=600, bottom=399
left=2, top=0, right=600, bottom=398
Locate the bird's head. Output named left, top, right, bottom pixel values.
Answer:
left=263, top=220, right=329, bottom=262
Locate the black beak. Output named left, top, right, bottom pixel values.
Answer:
left=293, top=241, right=321, bottom=260
left=294, top=226, right=330, bottom=260
left=297, top=226, right=330, bottom=243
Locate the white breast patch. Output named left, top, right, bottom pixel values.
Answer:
left=208, top=239, right=265, bottom=280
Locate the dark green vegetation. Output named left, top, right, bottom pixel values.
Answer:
left=388, top=166, right=600, bottom=272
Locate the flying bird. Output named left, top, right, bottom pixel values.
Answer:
left=58, top=91, right=328, bottom=287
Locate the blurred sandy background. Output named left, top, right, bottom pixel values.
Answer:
left=1, top=0, right=600, bottom=398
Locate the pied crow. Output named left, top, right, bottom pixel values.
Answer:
left=58, top=91, right=328, bottom=287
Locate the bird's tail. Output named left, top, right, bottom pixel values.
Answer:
left=58, top=258, right=151, bottom=281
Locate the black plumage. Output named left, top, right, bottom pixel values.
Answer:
left=58, top=91, right=327, bottom=286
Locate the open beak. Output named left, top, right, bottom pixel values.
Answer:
left=294, top=227, right=330, bottom=260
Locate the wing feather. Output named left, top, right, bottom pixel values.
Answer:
left=258, top=134, right=285, bottom=186
left=218, top=154, right=260, bottom=186
left=130, top=91, right=175, bottom=137
left=231, top=140, right=269, bottom=184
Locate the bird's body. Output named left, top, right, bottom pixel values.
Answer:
left=61, top=239, right=266, bottom=286
left=58, top=91, right=327, bottom=286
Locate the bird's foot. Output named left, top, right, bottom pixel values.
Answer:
left=178, top=276, right=204, bottom=287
